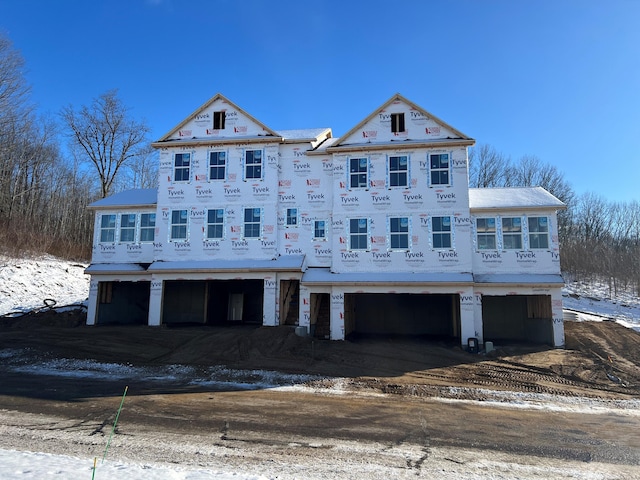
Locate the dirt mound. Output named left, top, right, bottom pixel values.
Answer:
left=0, top=309, right=638, bottom=399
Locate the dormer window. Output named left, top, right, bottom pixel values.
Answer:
left=213, top=111, right=226, bottom=130
left=391, top=113, right=405, bottom=133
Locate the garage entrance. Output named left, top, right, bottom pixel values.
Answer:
left=344, top=293, right=460, bottom=339
left=162, top=279, right=263, bottom=325
left=96, top=281, right=150, bottom=325
left=482, top=295, right=553, bottom=344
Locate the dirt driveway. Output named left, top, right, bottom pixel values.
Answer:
left=0, top=312, right=639, bottom=478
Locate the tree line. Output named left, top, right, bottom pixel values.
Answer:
left=1, top=33, right=638, bottom=296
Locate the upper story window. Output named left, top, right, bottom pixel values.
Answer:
left=476, top=218, right=496, bottom=250
left=99, top=214, right=116, bottom=243
left=245, top=150, right=263, bottom=180
left=349, top=218, right=369, bottom=250
left=174, top=153, right=191, bottom=182
left=389, top=217, right=409, bottom=250
left=244, top=207, right=262, bottom=238
left=349, top=157, right=368, bottom=189
left=432, top=216, right=452, bottom=249
left=213, top=111, right=225, bottom=130
left=206, top=209, right=224, bottom=239
left=119, top=214, right=136, bottom=243
left=209, top=151, right=226, bottom=180
left=391, top=113, right=405, bottom=133
left=429, top=153, right=450, bottom=186
left=140, top=213, right=156, bottom=242
left=388, top=155, right=408, bottom=187
left=170, top=209, right=188, bottom=241
left=502, top=217, right=522, bottom=249
left=313, top=220, right=327, bottom=240
left=286, top=208, right=298, bottom=227
left=528, top=216, right=549, bottom=249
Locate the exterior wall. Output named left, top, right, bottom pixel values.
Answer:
left=330, top=146, right=472, bottom=273
left=471, top=209, right=562, bottom=275
left=91, top=209, right=156, bottom=264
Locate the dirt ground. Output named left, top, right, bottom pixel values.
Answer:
left=1, top=310, right=640, bottom=477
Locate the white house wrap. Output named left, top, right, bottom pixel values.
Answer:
left=85, top=93, right=566, bottom=348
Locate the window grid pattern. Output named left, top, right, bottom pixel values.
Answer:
left=119, top=214, right=136, bottom=243
left=390, top=217, right=409, bottom=250
left=314, top=220, right=326, bottom=240
left=286, top=208, right=298, bottom=226
left=502, top=217, right=522, bottom=250
left=528, top=216, right=549, bottom=249
left=140, top=213, right=155, bottom=242
left=244, top=208, right=261, bottom=238
left=430, top=153, right=449, bottom=185
left=476, top=218, right=496, bottom=250
left=432, top=216, right=452, bottom=249
left=100, top=214, right=116, bottom=243
left=349, top=157, right=368, bottom=189
left=349, top=218, right=368, bottom=250
left=170, top=210, right=188, bottom=241
left=206, top=209, right=224, bottom=239
left=174, top=153, right=191, bottom=182
left=388, top=156, right=408, bottom=187
left=245, top=150, right=262, bottom=180
left=209, top=151, right=226, bottom=180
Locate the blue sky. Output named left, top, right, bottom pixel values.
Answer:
left=1, top=0, right=638, bottom=202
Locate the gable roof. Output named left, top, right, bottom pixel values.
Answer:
left=469, top=187, right=566, bottom=211
left=330, top=93, right=473, bottom=150
left=155, top=93, right=281, bottom=143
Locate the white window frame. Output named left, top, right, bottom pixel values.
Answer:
left=501, top=216, right=522, bottom=250
left=429, top=153, right=450, bottom=186
left=119, top=213, right=137, bottom=244
left=243, top=207, right=262, bottom=239
left=140, top=213, right=156, bottom=243
left=206, top=208, right=225, bottom=239
left=528, top=216, right=549, bottom=249
left=244, top=149, right=263, bottom=180
left=348, top=157, right=368, bottom=189
left=174, top=153, right=191, bottom=183
left=99, top=214, right=116, bottom=243
left=170, top=209, right=189, bottom=241
left=476, top=217, right=497, bottom=250
left=349, top=217, right=369, bottom=251
left=432, top=216, right=452, bottom=249
left=389, top=216, right=410, bottom=251
left=313, top=220, right=327, bottom=241
left=286, top=208, right=298, bottom=227
left=388, top=155, right=408, bottom=188
left=208, top=150, right=227, bottom=181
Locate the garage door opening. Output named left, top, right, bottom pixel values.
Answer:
left=482, top=295, right=553, bottom=345
left=344, top=293, right=460, bottom=339
left=96, top=281, right=150, bottom=325
left=162, top=279, right=263, bottom=326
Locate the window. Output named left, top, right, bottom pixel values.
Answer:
left=313, top=220, right=327, bottom=240
left=244, top=208, right=261, bottom=238
left=476, top=218, right=496, bottom=250
left=170, top=210, right=188, bottom=241
left=388, top=155, right=408, bottom=187
left=245, top=150, right=262, bottom=180
left=174, top=153, right=191, bottom=182
left=390, top=217, right=409, bottom=250
left=349, top=218, right=369, bottom=250
left=528, top=216, right=549, bottom=249
left=349, top=157, right=368, bottom=189
left=391, top=113, right=405, bottom=133
left=429, top=153, right=450, bottom=186
left=119, top=214, right=136, bottom=243
left=432, top=216, right=452, bottom=249
left=99, top=214, right=116, bottom=243
left=206, top=209, right=224, bottom=239
left=209, top=151, right=226, bottom=180
left=286, top=208, right=298, bottom=227
left=140, top=213, right=155, bottom=242
left=213, top=111, right=225, bottom=130
left=502, top=217, right=522, bottom=250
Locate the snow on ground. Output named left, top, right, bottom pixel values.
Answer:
left=1, top=255, right=640, bottom=478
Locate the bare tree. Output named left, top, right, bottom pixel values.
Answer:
left=468, top=144, right=511, bottom=188
left=0, top=33, right=31, bottom=132
left=61, top=90, right=150, bottom=198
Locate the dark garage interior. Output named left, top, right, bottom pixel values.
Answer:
left=482, top=294, right=553, bottom=345
left=345, top=293, right=460, bottom=339
left=97, top=281, right=150, bottom=325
